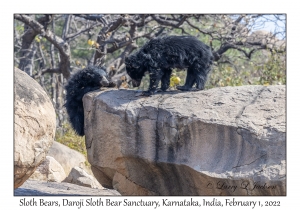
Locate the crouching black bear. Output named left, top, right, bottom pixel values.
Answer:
left=125, top=36, right=214, bottom=96
left=64, top=66, right=115, bottom=136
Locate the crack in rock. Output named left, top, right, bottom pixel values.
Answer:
left=232, top=153, right=267, bottom=170
left=235, top=86, right=267, bottom=124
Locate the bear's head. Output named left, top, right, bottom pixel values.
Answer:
left=125, top=55, right=144, bottom=87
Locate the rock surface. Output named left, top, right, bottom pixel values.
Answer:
left=14, top=68, right=56, bottom=189
left=14, top=180, right=120, bottom=196
left=83, top=85, right=286, bottom=195
left=30, top=141, right=104, bottom=190
left=64, top=166, right=104, bottom=189
left=29, top=156, right=66, bottom=182
left=47, top=141, right=87, bottom=175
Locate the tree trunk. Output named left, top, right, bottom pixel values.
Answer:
left=18, top=21, right=38, bottom=76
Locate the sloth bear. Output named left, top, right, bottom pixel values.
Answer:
left=125, top=36, right=214, bottom=96
left=64, top=66, right=114, bottom=136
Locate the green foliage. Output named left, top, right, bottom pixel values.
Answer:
left=15, top=24, right=24, bottom=33
left=55, top=123, right=87, bottom=157
left=207, top=50, right=286, bottom=88
left=255, top=51, right=286, bottom=86
left=70, top=36, right=95, bottom=64
left=207, top=66, right=243, bottom=88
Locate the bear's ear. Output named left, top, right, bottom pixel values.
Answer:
left=125, top=57, right=129, bottom=64
left=132, top=62, right=140, bottom=69
left=127, top=56, right=140, bottom=69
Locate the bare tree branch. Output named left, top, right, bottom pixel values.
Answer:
left=186, top=19, right=215, bottom=39
left=73, top=14, right=107, bottom=25
left=93, top=16, right=127, bottom=65
left=151, top=14, right=187, bottom=28
left=17, top=15, right=52, bottom=75
left=65, top=21, right=103, bottom=41
left=15, top=14, right=71, bottom=79
left=61, top=15, right=72, bottom=40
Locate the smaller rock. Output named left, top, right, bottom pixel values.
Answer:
left=64, top=167, right=103, bottom=189
left=29, top=156, right=66, bottom=182
left=47, top=141, right=87, bottom=175
left=14, top=180, right=120, bottom=196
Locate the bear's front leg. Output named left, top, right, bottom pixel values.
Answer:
left=160, top=69, right=172, bottom=91
left=142, top=68, right=163, bottom=96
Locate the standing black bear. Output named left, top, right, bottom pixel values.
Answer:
left=64, top=66, right=114, bottom=136
left=125, top=36, right=214, bottom=96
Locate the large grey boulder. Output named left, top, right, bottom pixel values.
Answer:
left=14, top=68, right=56, bottom=189
left=83, top=85, right=286, bottom=195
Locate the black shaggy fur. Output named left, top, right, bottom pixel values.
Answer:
left=125, top=36, right=214, bottom=96
left=64, top=66, right=112, bottom=136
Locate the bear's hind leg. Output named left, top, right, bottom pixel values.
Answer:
left=195, top=73, right=207, bottom=90
left=176, top=68, right=195, bottom=91
left=195, top=65, right=211, bottom=90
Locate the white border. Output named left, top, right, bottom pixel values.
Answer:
left=4, top=1, right=297, bottom=209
